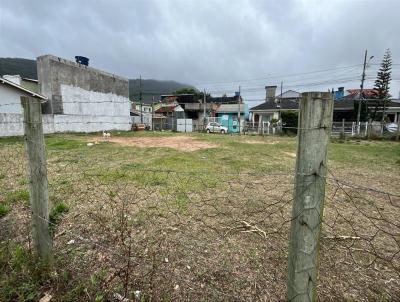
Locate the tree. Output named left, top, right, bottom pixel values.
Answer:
left=172, top=87, right=210, bottom=101
left=281, top=111, right=298, bottom=135
left=173, top=87, right=199, bottom=95
left=371, top=49, right=392, bottom=121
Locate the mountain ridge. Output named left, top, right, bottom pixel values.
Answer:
left=0, top=58, right=193, bottom=103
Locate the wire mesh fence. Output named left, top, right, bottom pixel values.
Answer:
left=0, top=134, right=399, bottom=301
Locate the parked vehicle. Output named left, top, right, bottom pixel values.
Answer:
left=206, top=122, right=228, bottom=134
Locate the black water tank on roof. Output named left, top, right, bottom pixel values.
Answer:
left=75, top=56, right=89, bottom=66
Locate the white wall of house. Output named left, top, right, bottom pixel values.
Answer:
left=0, top=85, right=24, bottom=114
left=133, top=103, right=152, bottom=112
left=0, top=113, right=55, bottom=137
left=0, top=113, right=23, bottom=136
left=251, top=112, right=278, bottom=124
left=2, top=75, right=22, bottom=86
left=0, top=112, right=132, bottom=137
left=0, top=83, right=28, bottom=136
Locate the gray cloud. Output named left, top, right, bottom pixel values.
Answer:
left=1, top=0, right=399, bottom=99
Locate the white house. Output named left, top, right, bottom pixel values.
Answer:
left=0, top=77, right=47, bottom=137
left=249, top=89, right=300, bottom=125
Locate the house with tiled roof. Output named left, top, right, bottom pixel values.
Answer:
left=249, top=86, right=300, bottom=126
left=334, top=88, right=400, bottom=122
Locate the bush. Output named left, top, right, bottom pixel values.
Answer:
left=281, top=111, right=298, bottom=134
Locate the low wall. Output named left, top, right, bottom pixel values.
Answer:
left=53, top=114, right=131, bottom=133
left=0, top=113, right=131, bottom=137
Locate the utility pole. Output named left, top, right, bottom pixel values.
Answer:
left=139, top=75, right=143, bottom=124
left=203, top=89, right=206, bottom=130
left=357, top=50, right=368, bottom=130
left=280, top=81, right=283, bottom=121
left=238, top=86, right=241, bottom=134
left=152, top=96, right=155, bottom=131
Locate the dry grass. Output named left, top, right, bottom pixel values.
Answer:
left=0, top=133, right=399, bottom=301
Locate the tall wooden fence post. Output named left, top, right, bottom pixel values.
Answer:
left=286, top=92, right=333, bottom=302
left=21, top=96, right=52, bottom=261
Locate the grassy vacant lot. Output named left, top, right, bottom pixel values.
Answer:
left=0, top=131, right=399, bottom=301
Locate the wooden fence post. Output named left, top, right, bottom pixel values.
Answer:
left=21, top=96, right=52, bottom=261
left=286, top=92, right=333, bottom=302
left=367, top=118, right=372, bottom=139
left=341, top=118, right=345, bottom=139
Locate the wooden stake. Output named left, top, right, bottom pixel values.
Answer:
left=286, top=92, right=333, bottom=302
left=21, top=96, right=52, bottom=261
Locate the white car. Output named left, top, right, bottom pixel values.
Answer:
left=206, top=122, right=228, bottom=134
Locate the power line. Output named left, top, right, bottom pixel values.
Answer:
left=191, top=64, right=363, bottom=86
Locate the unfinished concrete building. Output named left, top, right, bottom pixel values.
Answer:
left=37, top=55, right=131, bottom=132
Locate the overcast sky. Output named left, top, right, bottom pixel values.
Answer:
left=1, top=0, right=400, bottom=101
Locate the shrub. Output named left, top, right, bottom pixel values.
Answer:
left=281, top=111, right=298, bottom=135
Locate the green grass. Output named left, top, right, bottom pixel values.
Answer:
left=0, top=204, right=10, bottom=217
left=1, top=131, right=399, bottom=180
left=4, top=189, right=30, bottom=204
left=45, top=136, right=84, bottom=150
left=328, top=139, right=400, bottom=168
left=2, top=131, right=397, bottom=185
left=0, top=244, right=50, bottom=302
left=0, top=189, right=30, bottom=217
left=49, top=201, right=69, bottom=230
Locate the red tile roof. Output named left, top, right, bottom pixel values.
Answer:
left=346, top=88, right=391, bottom=98
left=155, top=105, right=177, bottom=113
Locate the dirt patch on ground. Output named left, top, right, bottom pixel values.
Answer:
left=104, top=136, right=217, bottom=151
left=283, top=151, right=296, bottom=158
left=242, top=140, right=277, bottom=145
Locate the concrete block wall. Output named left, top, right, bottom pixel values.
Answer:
left=1, top=54, right=132, bottom=136
left=37, top=55, right=130, bottom=123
